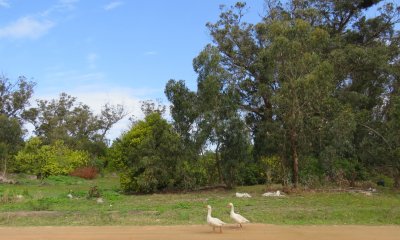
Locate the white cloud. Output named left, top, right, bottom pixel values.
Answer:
left=41, top=0, right=79, bottom=17
left=0, top=0, right=10, bottom=8
left=0, top=16, right=55, bottom=39
left=0, top=1, right=78, bottom=40
left=103, top=1, right=123, bottom=11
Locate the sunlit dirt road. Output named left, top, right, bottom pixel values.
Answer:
left=0, top=224, right=399, bottom=240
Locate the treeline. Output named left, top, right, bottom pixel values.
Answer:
left=113, top=0, right=400, bottom=193
left=0, top=75, right=125, bottom=179
left=1, top=0, right=399, bottom=193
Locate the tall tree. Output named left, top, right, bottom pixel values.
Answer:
left=166, top=44, right=252, bottom=187
left=0, top=114, right=24, bottom=176
left=198, top=0, right=399, bottom=186
left=266, top=18, right=342, bottom=186
left=193, top=44, right=250, bottom=187
left=0, top=75, right=34, bottom=176
left=24, top=93, right=125, bottom=156
left=0, top=75, right=35, bottom=121
left=165, top=80, right=198, bottom=147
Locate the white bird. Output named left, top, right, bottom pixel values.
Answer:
left=206, top=205, right=226, bottom=233
left=235, top=192, right=252, bottom=198
left=67, top=190, right=73, bottom=199
left=262, top=190, right=282, bottom=197
left=228, top=202, right=250, bottom=228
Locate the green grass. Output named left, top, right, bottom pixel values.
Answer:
left=0, top=175, right=399, bottom=226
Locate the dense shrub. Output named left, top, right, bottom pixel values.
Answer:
left=299, top=156, right=324, bottom=187
left=197, top=152, right=220, bottom=186
left=261, top=155, right=290, bottom=185
left=332, top=158, right=367, bottom=187
left=70, top=166, right=98, bottom=180
left=174, top=160, right=211, bottom=190
left=15, top=138, right=90, bottom=178
left=238, top=162, right=266, bottom=186
left=109, top=113, right=186, bottom=193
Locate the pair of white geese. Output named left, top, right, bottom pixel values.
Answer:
left=206, top=203, right=249, bottom=233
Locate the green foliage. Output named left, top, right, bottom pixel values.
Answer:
left=165, top=79, right=198, bottom=149
left=110, top=113, right=186, bottom=193
left=0, top=114, right=24, bottom=173
left=196, top=152, right=220, bottom=186
left=219, top=116, right=252, bottom=187
left=170, top=0, right=399, bottom=188
left=174, top=160, right=208, bottom=190
left=261, top=155, right=290, bottom=185
left=299, top=156, right=324, bottom=187
left=15, top=138, right=90, bottom=178
left=332, top=158, right=367, bottom=186
left=0, top=75, right=34, bottom=174
left=237, top=162, right=266, bottom=186
left=23, top=93, right=125, bottom=157
left=373, top=174, right=394, bottom=188
left=0, top=75, right=35, bottom=120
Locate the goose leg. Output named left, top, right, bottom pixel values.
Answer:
left=213, top=226, right=215, bottom=232
left=219, top=226, right=222, bottom=233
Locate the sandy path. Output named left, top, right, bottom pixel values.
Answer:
left=0, top=224, right=399, bottom=240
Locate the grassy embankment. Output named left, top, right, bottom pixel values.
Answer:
left=0, top=175, right=399, bottom=226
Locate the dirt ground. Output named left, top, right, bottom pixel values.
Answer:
left=0, top=224, right=399, bottom=240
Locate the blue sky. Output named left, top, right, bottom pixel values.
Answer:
left=0, top=0, right=394, bottom=139
left=0, top=0, right=264, bottom=139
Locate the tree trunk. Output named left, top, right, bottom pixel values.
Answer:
left=290, top=130, right=299, bottom=188
left=1, top=158, right=6, bottom=177
left=394, top=168, right=400, bottom=189
left=215, top=142, right=224, bottom=184
left=394, top=177, right=400, bottom=189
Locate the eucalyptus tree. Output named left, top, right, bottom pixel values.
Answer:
left=200, top=0, right=399, bottom=186
left=386, top=95, right=400, bottom=187
left=24, top=93, right=125, bottom=156
left=194, top=44, right=253, bottom=187
left=0, top=75, right=35, bottom=175
left=165, top=80, right=198, bottom=147
left=314, top=1, right=400, bottom=183
left=166, top=44, right=252, bottom=187
left=265, top=18, right=342, bottom=186
left=0, top=75, right=35, bottom=121
left=0, top=115, right=24, bottom=175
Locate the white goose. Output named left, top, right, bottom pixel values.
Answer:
left=206, top=205, right=226, bottom=233
left=228, top=202, right=250, bottom=228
